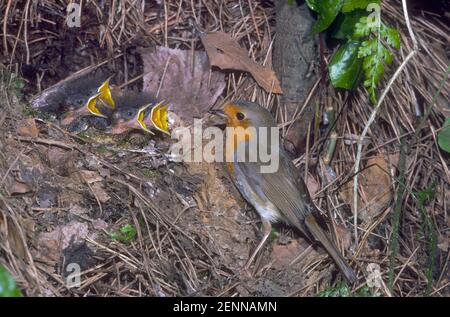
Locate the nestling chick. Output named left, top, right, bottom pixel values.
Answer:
left=108, top=91, right=170, bottom=136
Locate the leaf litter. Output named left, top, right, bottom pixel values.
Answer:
left=0, top=0, right=449, bottom=297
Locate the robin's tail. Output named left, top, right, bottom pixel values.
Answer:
left=304, top=214, right=357, bottom=284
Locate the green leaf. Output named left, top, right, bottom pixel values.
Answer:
left=358, top=38, right=377, bottom=57
left=381, top=25, right=401, bottom=49
left=438, top=117, right=450, bottom=153
left=306, top=0, right=344, bottom=34
left=382, top=47, right=394, bottom=65
left=362, top=52, right=384, bottom=103
left=110, top=224, right=137, bottom=243
left=416, top=185, right=436, bottom=206
left=305, top=0, right=319, bottom=11
left=341, top=0, right=379, bottom=13
left=317, top=282, right=351, bottom=297
left=353, top=16, right=373, bottom=39
left=331, top=10, right=366, bottom=40
left=329, top=40, right=362, bottom=89
left=358, top=29, right=399, bottom=103
left=0, top=266, right=22, bottom=297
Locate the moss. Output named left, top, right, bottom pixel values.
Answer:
left=141, top=168, right=160, bottom=179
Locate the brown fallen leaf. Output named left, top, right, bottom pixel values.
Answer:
left=4, top=216, right=28, bottom=260
left=79, top=170, right=103, bottom=184
left=18, top=118, right=39, bottom=138
left=6, top=180, right=33, bottom=196
left=334, top=223, right=352, bottom=251
left=90, top=183, right=111, bottom=203
left=201, top=31, right=282, bottom=94
left=437, top=235, right=449, bottom=252
left=70, top=205, right=89, bottom=216
left=305, top=172, right=319, bottom=198
left=92, top=218, right=108, bottom=231
left=270, top=238, right=320, bottom=269
left=271, top=240, right=310, bottom=269
left=46, top=147, right=78, bottom=177
left=340, top=156, right=394, bottom=223
left=36, top=221, right=91, bottom=262
left=141, top=46, right=226, bottom=125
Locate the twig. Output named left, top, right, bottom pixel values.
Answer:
left=14, top=136, right=76, bottom=150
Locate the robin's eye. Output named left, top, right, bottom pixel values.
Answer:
left=127, top=111, right=133, bottom=117
left=236, top=112, right=245, bottom=120
left=76, top=99, right=84, bottom=105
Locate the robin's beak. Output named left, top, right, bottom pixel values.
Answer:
left=206, top=108, right=227, bottom=127
left=97, top=76, right=115, bottom=109
left=208, top=109, right=226, bottom=118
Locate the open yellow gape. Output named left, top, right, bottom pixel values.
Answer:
left=137, top=102, right=170, bottom=135
left=86, top=78, right=115, bottom=118
left=97, top=78, right=115, bottom=109
left=86, top=93, right=106, bottom=117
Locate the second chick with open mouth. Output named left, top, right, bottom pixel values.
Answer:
left=106, top=91, right=170, bottom=136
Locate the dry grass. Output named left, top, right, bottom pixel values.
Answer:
left=0, top=0, right=449, bottom=296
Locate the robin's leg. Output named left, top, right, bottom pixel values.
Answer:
left=243, top=219, right=272, bottom=271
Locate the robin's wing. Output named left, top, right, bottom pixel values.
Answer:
left=279, top=147, right=329, bottom=230
left=235, top=145, right=315, bottom=236
left=235, top=142, right=357, bottom=283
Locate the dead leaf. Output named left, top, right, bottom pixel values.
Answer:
left=387, top=152, right=400, bottom=169
left=5, top=217, right=28, bottom=260
left=23, top=218, right=35, bottom=234
left=91, top=183, right=110, bottom=203
left=437, top=235, right=449, bottom=252
left=6, top=180, right=32, bottom=195
left=92, top=218, right=108, bottom=231
left=36, top=221, right=91, bottom=261
left=70, top=205, right=89, bottom=215
left=334, top=223, right=352, bottom=251
left=201, top=31, right=282, bottom=94
left=271, top=240, right=305, bottom=269
left=79, top=170, right=103, bottom=184
left=98, top=167, right=110, bottom=178
left=340, top=156, right=394, bottom=223
left=46, top=147, right=77, bottom=177
left=18, top=118, right=39, bottom=138
left=59, top=190, right=84, bottom=207
left=305, top=172, right=319, bottom=197
left=141, top=46, right=226, bottom=125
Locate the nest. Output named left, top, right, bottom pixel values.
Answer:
left=0, top=0, right=449, bottom=296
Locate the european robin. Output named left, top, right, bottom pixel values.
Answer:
left=216, top=100, right=357, bottom=284
left=108, top=91, right=170, bottom=135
